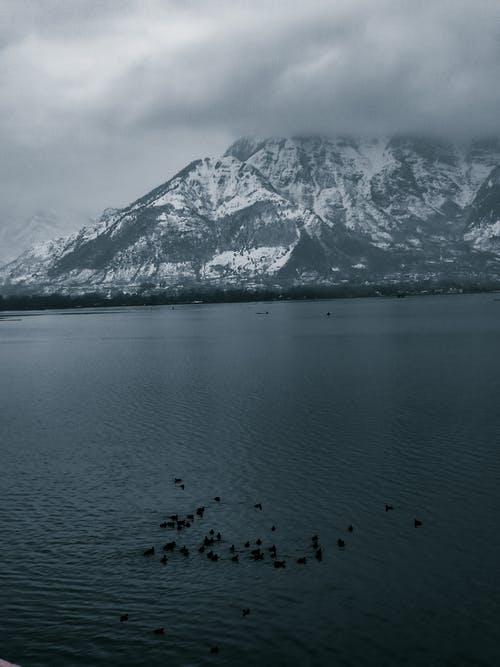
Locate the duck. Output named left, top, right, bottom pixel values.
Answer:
left=174, top=478, right=182, bottom=484
left=214, top=496, right=221, bottom=502
left=210, top=646, right=219, bottom=654
left=414, top=519, right=423, bottom=527
left=348, top=525, right=353, bottom=532
left=198, top=545, right=205, bottom=553
left=337, top=539, right=345, bottom=548
left=273, top=560, right=286, bottom=568
left=315, top=548, right=323, bottom=561
left=231, top=554, right=239, bottom=562
left=154, top=628, right=165, bottom=635
left=256, top=538, right=262, bottom=545
left=271, top=525, right=276, bottom=532
left=180, top=546, right=189, bottom=556
left=196, top=506, right=205, bottom=516
left=159, top=521, right=168, bottom=528
left=160, top=555, right=168, bottom=564
left=120, top=614, right=128, bottom=622
left=385, top=504, right=394, bottom=512
left=244, top=541, right=250, bottom=548
left=229, top=544, right=236, bottom=552
left=254, top=503, right=263, bottom=510
left=187, top=514, right=194, bottom=521
left=216, top=532, right=222, bottom=541
left=163, top=541, right=176, bottom=551
left=297, top=557, right=306, bottom=565
left=144, top=547, right=155, bottom=556
left=180, top=484, right=185, bottom=490
left=209, top=529, right=215, bottom=536
left=242, top=609, right=250, bottom=616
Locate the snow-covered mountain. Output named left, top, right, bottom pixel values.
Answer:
left=2, top=136, right=500, bottom=294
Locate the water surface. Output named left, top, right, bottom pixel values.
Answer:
left=1, top=294, right=499, bottom=666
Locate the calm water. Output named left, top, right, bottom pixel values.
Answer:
left=1, top=294, right=500, bottom=667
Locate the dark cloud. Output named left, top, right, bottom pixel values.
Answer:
left=1, top=0, right=499, bottom=236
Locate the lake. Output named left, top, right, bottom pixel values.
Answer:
left=1, top=294, right=499, bottom=666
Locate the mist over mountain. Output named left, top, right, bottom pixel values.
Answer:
left=1, top=135, right=500, bottom=295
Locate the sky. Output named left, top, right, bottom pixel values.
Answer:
left=1, top=0, right=500, bottom=242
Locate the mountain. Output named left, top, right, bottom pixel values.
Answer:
left=2, top=136, right=500, bottom=295
left=0, top=211, right=80, bottom=266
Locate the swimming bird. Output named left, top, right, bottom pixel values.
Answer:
left=348, top=525, right=353, bottom=532
left=180, top=484, right=185, bottom=490
left=231, top=554, right=239, bottom=562
left=414, top=519, right=423, bottom=527
left=180, top=546, right=189, bottom=556
left=209, top=529, right=215, bottom=535
left=120, top=614, right=128, bottom=622
left=271, top=525, right=276, bottom=532
left=297, top=557, right=306, bottom=565
left=274, top=560, right=286, bottom=568
left=385, top=504, right=394, bottom=512
left=159, top=521, right=167, bottom=528
left=229, top=544, right=235, bottom=552
left=242, top=609, right=250, bottom=616
left=210, top=646, right=219, bottom=654
left=160, top=555, right=168, bottom=564
left=315, top=548, right=323, bottom=561
left=312, top=535, right=319, bottom=543
left=198, top=545, right=205, bottom=553
left=170, top=514, right=179, bottom=521
left=144, top=547, right=155, bottom=556
left=326, top=312, right=331, bottom=316
left=196, top=506, right=205, bottom=516
left=187, top=514, right=194, bottom=520
left=256, top=538, right=262, bottom=545
left=337, top=539, right=345, bottom=548
left=154, top=628, right=165, bottom=635
left=254, top=503, right=262, bottom=510
left=216, top=532, right=222, bottom=541
left=174, top=478, right=182, bottom=484
left=214, top=496, right=221, bottom=502
left=244, top=541, right=250, bottom=548
left=163, top=541, right=176, bottom=551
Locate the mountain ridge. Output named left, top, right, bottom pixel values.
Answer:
left=2, top=135, right=500, bottom=294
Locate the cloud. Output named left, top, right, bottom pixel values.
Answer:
left=0, top=0, right=499, bottom=232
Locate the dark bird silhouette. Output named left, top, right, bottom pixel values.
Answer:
left=180, top=546, right=189, bottom=556
left=254, top=503, right=262, bottom=510
left=242, top=609, right=250, bottom=616
left=216, top=532, right=222, bottom=541
left=196, top=506, right=205, bottom=516
left=256, top=538, right=262, bottom=545
left=232, top=554, right=239, bottom=562
left=348, top=525, right=353, bottom=532
left=187, top=514, right=194, bottom=520
left=271, top=525, right=276, bottom=532
left=326, top=312, right=331, bottom=316
left=244, top=541, right=250, bottom=548
left=414, top=519, right=423, bottom=527
left=166, top=521, right=175, bottom=528
left=209, top=529, right=215, bottom=536
left=160, top=555, right=168, bottom=564
left=268, top=544, right=276, bottom=552
left=199, top=545, right=205, bottom=553
left=174, top=478, right=182, bottom=484
left=385, top=504, right=394, bottom=512
left=170, top=514, right=179, bottom=521
left=210, top=646, right=219, bottom=654
left=180, top=484, right=185, bottom=490
left=297, top=557, right=306, bottom=564
left=337, top=539, right=345, bottom=548
left=214, top=496, right=221, bottom=502
left=120, top=614, right=128, bottom=622
left=163, top=541, right=176, bottom=551
left=315, top=548, right=323, bottom=561
left=274, top=560, right=286, bottom=568
left=229, top=544, right=236, bottom=552
left=312, top=535, right=319, bottom=543
left=144, top=547, right=155, bottom=556
left=154, top=628, right=165, bottom=635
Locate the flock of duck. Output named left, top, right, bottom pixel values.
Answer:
left=120, top=477, right=423, bottom=655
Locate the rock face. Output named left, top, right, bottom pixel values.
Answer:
left=2, top=136, right=500, bottom=293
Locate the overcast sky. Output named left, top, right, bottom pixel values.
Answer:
left=1, top=0, right=500, bottom=233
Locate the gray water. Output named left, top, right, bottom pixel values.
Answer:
left=1, top=294, right=499, bottom=667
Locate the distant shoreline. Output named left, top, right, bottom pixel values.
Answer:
left=1, top=280, right=500, bottom=312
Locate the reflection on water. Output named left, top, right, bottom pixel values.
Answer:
left=1, top=294, right=499, bottom=666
